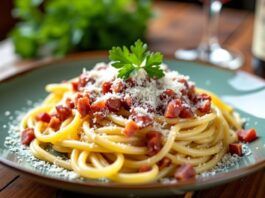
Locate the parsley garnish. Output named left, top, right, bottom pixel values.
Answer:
left=109, top=40, right=165, bottom=80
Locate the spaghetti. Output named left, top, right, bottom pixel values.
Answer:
left=19, top=61, right=247, bottom=184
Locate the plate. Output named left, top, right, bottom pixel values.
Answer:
left=1, top=56, right=265, bottom=197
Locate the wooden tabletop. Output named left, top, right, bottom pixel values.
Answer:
left=0, top=1, right=264, bottom=198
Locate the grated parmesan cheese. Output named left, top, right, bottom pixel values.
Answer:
left=81, top=62, right=194, bottom=121
left=84, top=62, right=117, bottom=93
left=2, top=62, right=253, bottom=184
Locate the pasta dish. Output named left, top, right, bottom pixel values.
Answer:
left=20, top=40, right=257, bottom=184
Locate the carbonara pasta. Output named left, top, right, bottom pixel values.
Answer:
left=20, top=42, right=255, bottom=184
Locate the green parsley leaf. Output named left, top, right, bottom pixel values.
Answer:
left=130, top=39, right=147, bottom=65
left=145, top=52, right=164, bottom=78
left=109, top=39, right=165, bottom=80
left=144, top=64, right=165, bottom=79
left=109, top=47, right=131, bottom=68
left=117, top=64, right=135, bottom=79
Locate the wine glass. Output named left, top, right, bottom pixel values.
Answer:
left=175, top=0, right=243, bottom=70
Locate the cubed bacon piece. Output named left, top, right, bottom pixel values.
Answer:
left=146, top=131, right=161, bottom=139
left=138, top=165, right=151, bottom=173
left=197, top=100, right=211, bottom=114
left=146, top=131, right=162, bottom=156
left=122, top=96, right=133, bottom=110
left=91, top=100, right=107, bottom=112
left=164, top=99, right=183, bottom=118
left=178, top=78, right=195, bottom=98
left=71, top=81, right=79, bottom=92
left=66, top=98, right=75, bottom=109
left=174, top=164, right=196, bottom=181
left=106, top=98, right=122, bottom=112
left=187, top=84, right=196, bottom=101
left=36, top=112, right=51, bottom=123
left=102, top=82, right=112, bottom=94
left=179, top=107, right=194, bottom=118
left=21, top=128, right=35, bottom=145
left=133, top=114, right=153, bottom=128
left=237, top=128, right=257, bottom=142
left=178, top=78, right=189, bottom=87
left=56, top=105, right=72, bottom=121
left=111, top=81, right=125, bottom=93
left=164, top=89, right=176, bottom=96
left=77, top=97, right=91, bottom=117
left=158, top=157, right=172, bottom=170
left=74, top=93, right=89, bottom=106
left=123, top=120, right=139, bottom=137
left=229, top=143, right=243, bottom=156
left=49, top=116, right=61, bottom=131
left=195, top=93, right=211, bottom=114
left=160, top=89, right=176, bottom=100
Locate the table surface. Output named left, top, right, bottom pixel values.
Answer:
left=0, top=1, right=264, bottom=198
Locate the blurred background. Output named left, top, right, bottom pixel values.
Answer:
left=0, top=0, right=256, bottom=57
left=0, top=0, right=264, bottom=79
left=0, top=0, right=256, bottom=41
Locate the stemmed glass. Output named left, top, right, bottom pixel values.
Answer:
left=175, top=0, right=243, bottom=70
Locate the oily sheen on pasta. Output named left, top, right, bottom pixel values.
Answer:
left=20, top=62, right=243, bottom=184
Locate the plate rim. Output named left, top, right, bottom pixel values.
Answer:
left=1, top=154, right=265, bottom=190
left=0, top=53, right=265, bottom=191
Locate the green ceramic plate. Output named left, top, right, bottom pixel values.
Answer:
left=0, top=56, right=265, bottom=197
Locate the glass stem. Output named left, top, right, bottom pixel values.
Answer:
left=199, top=0, right=223, bottom=50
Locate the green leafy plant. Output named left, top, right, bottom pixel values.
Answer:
left=109, top=39, right=164, bottom=79
left=11, top=0, right=152, bottom=58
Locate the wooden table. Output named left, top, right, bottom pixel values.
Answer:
left=0, top=1, right=264, bottom=197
